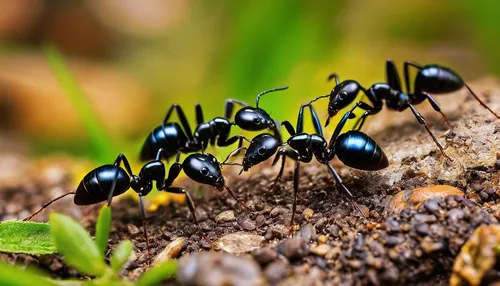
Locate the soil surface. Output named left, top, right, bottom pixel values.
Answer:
left=1, top=79, right=500, bottom=285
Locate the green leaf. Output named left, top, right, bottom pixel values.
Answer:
left=0, top=261, right=57, bottom=286
left=95, top=206, right=112, bottom=258
left=136, top=260, right=177, bottom=286
left=49, top=213, right=107, bottom=276
left=110, top=240, right=133, bottom=272
left=0, top=221, right=56, bottom=255
left=44, top=45, right=113, bottom=163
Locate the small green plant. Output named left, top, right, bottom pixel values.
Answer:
left=0, top=221, right=56, bottom=255
left=0, top=206, right=177, bottom=286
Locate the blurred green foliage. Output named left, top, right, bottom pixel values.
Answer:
left=0, top=0, right=499, bottom=161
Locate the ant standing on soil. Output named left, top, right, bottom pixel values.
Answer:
left=140, top=87, right=288, bottom=161
left=24, top=147, right=247, bottom=264
left=306, top=60, right=500, bottom=161
left=239, top=102, right=389, bottom=231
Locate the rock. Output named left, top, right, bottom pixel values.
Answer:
left=328, top=224, right=340, bottom=237
left=252, top=247, right=278, bottom=265
left=237, top=213, right=256, bottom=231
left=214, top=232, right=264, bottom=254
left=311, top=244, right=331, bottom=257
left=277, top=238, right=309, bottom=260
left=386, top=185, right=464, bottom=213
left=215, top=210, right=235, bottom=222
left=303, top=208, right=314, bottom=221
left=420, top=237, right=444, bottom=254
left=177, top=252, right=261, bottom=286
left=450, top=224, right=500, bottom=286
left=154, top=237, right=185, bottom=264
left=264, top=260, right=289, bottom=284
left=296, top=223, right=315, bottom=242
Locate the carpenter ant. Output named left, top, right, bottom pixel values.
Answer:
left=308, top=60, right=499, bottom=161
left=140, top=87, right=288, bottom=161
left=24, top=148, right=246, bottom=263
left=240, top=102, right=389, bottom=230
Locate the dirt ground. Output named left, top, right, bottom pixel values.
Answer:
left=1, top=79, right=500, bottom=285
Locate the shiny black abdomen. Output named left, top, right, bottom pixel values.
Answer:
left=414, top=65, right=464, bottom=94
left=140, top=123, right=188, bottom=161
left=334, top=131, right=389, bottom=171
left=74, top=165, right=130, bottom=205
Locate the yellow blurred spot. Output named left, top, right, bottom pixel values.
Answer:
left=148, top=192, right=186, bottom=212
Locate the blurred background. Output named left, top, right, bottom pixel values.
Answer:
left=0, top=0, right=499, bottom=166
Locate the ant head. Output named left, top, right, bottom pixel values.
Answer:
left=242, top=134, right=280, bottom=171
left=184, top=153, right=224, bottom=188
left=234, top=107, right=276, bottom=131
left=326, top=80, right=360, bottom=126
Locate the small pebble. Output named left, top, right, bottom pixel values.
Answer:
left=317, top=235, right=329, bottom=244
left=385, top=236, right=404, bottom=247
left=252, top=247, right=278, bottom=265
left=414, top=223, right=430, bottom=236
left=328, top=224, right=340, bottom=237
left=296, top=223, right=315, bottom=242
left=237, top=214, right=256, bottom=231
left=311, top=244, right=331, bottom=257
left=264, top=260, right=289, bottom=284
left=278, top=238, right=309, bottom=260
left=420, top=237, right=444, bottom=253
left=215, top=210, right=235, bottom=222
left=303, top=208, right=314, bottom=221
left=154, top=237, right=185, bottom=264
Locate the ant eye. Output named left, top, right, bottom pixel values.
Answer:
left=200, top=167, right=209, bottom=176
left=258, top=146, right=267, bottom=155
left=339, top=92, right=348, bottom=100
left=253, top=118, right=261, bottom=125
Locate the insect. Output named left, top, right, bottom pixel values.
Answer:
left=308, top=60, right=499, bottom=161
left=240, top=102, right=389, bottom=230
left=140, top=87, right=288, bottom=161
left=24, top=148, right=245, bottom=263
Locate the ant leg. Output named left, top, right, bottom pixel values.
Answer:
left=155, top=148, right=169, bottom=163
left=271, top=125, right=283, bottom=144
left=296, top=103, right=323, bottom=136
left=138, top=195, right=152, bottom=264
left=464, top=84, right=500, bottom=119
left=325, top=163, right=367, bottom=220
left=403, top=61, right=424, bottom=95
left=108, top=154, right=135, bottom=207
left=270, top=148, right=299, bottom=191
left=224, top=99, right=249, bottom=119
left=195, top=104, right=204, bottom=125
left=163, top=104, right=194, bottom=140
left=223, top=185, right=250, bottom=210
left=281, top=121, right=296, bottom=137
left=165, top=187, right=199, bottom=224
left=419, top=92, right=453, bottom=130
left=165, top=162, right=182, bottom=187
left=407, top=104, right=452, bottom=161
left=23, top=191, right=76, bottom=221
left=289, top=160, right=300, bottom=234
left=386, top=59, right=403, bottom=92
left=328, top=102, right=369, bottom=149
left=327, top=73, right=340, bottom=84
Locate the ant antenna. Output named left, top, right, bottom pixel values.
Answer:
left=327, top=73, right=340, bottom=85
left=256, top=86, right=289, bottom=109
left=23, top=191, right=76, bottom=221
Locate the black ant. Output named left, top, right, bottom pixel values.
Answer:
left=140, top=87, right=288, bottom=161
left=239, top=102, right=389, bottom=230
left=308, top=60, right=499, bottom=161
left=24, top=148, right=246, bottom=264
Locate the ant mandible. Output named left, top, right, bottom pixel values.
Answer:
left=239, top=102, right=389, bottom=231
left=24, top=148, right=246, bottom=264
left=307, top=60, right=499, bottom=161
left=140, top=87, right=288, bottom=161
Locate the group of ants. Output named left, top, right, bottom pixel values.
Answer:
left=23, top=60, right=500, bottom=263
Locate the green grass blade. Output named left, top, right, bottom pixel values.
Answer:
left=0, top=221, right=56, bottom=255
left=0, top=261, right=58, bottom=286
left=95, top=206, right=112, bottom=258
left=44, top=45, right=112, bottom=163
left=136, top=260, right=177, bottom=286
left=49, top=213, right=107, bottom=276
